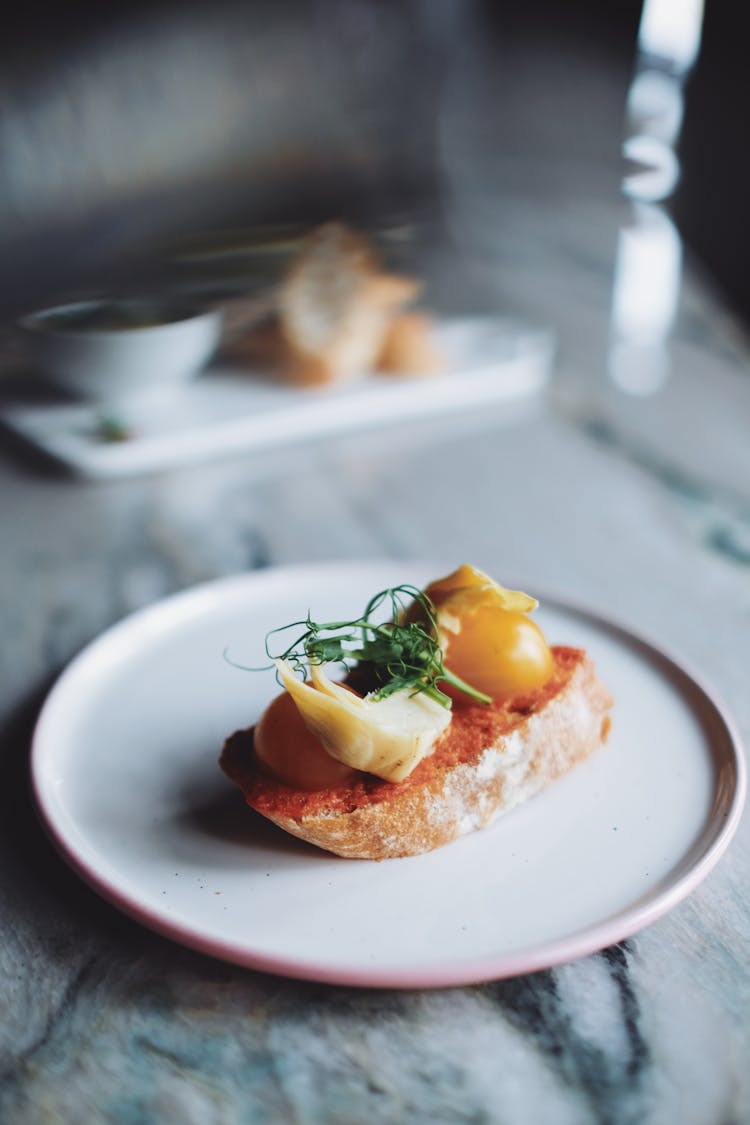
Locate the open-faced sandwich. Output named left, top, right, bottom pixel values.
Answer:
left=220, top=565, right=613, bottom=859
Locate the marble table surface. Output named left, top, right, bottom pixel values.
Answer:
left=1, top=203, right=749, bottom=1124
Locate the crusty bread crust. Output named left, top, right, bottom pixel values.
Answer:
left=220, top=649, right=613, bottom=860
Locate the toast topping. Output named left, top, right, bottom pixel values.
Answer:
left=254, top=687, right=359, bottom=790
left=231, top=569, right=554, bottom=789
left=420, top=565, right=554, bottom=701
left=424, top=564, right=538, bottom=633
left=275, top=658, right=451, bottom=783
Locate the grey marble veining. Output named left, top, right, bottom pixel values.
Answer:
left=1, top=214, right=750, bottom=1124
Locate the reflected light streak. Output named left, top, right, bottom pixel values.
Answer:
left=638, top=0, right=704, bottom=72
left=609, top=0, right=704, bottom=395
left=623, top=134, right=680, bottom=201
left=609, top=204, right=682, bottom=395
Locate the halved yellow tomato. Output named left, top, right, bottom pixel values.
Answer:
left=421, top=564, right=553, bottom=701
left=254, top=689, right=359, bottom=790
left=440, top=606, right=553, bottom=699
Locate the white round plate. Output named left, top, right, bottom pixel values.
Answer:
left=31, top=562, right=746, bottom=988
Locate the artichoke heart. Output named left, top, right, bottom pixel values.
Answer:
left=428, top=563, right=539, bottom=637
left=274, top=659, right=451, bottom=783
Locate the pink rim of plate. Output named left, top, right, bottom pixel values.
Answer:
left=30, top=563, right=747, bottom=989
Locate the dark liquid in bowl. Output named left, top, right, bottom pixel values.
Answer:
left=39, top=302, right=196, bottom=332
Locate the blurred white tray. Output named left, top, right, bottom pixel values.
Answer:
left=0, top=318, right=553, bottom=479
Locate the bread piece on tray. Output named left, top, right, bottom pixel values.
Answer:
left=277, top=222, right=420, bottom=385
left=376, top=312, right=443, bottom=376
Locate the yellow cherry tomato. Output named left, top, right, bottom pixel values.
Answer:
left=254, top=689, right=358, bottom=790
left=441, top=607, right=554, bottom=701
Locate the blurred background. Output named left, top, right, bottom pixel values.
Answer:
left=1, top=0, right=748, bottom=326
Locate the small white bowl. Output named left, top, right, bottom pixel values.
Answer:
left=21, top=299, right=223, bottom=407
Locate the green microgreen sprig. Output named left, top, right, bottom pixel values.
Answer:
left=254, top=584, right=491, bottom=709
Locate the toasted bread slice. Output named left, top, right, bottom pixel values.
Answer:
left=277, top=222, right=421, bottom=385
left=220, top=647, right=613, bottom=860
